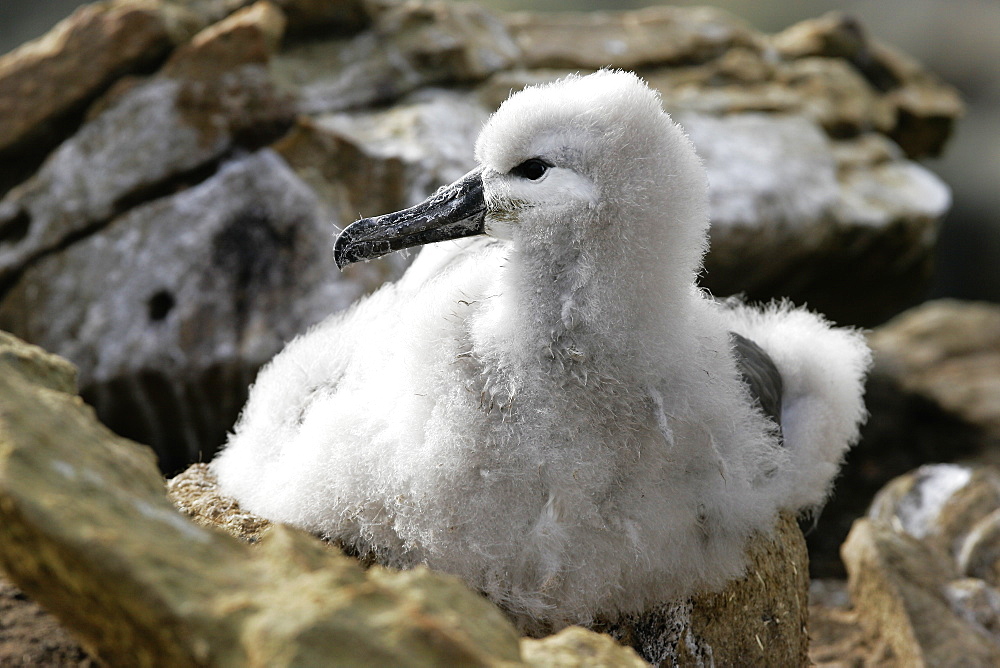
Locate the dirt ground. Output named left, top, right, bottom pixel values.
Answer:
left=0, top=577, right=96, bottom=667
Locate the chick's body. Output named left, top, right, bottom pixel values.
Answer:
left=213, top=71, right=871, bottom=631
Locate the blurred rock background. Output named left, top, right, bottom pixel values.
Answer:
left=4, top=0, right=997, bottom=304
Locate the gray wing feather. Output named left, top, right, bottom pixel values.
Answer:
left=729, top=332, right=784, bottom=437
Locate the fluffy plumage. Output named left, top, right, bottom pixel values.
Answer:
left=212, top=71, right=871, bottom=631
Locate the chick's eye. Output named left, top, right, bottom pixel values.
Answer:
left=510, top=158, right=551, bottom=181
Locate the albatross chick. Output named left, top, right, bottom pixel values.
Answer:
left=213, top=71, right=871, bottom=632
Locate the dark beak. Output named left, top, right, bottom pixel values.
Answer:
left=334, top=167, right=486, bottom=269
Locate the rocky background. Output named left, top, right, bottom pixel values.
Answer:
left=0, top=0, right=998, bottom=665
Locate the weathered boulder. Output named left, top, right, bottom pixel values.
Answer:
left=842, top=518, right=1000, bottom=666
left=868, top=299, right=1000, bottom=443
left=0, top=1, right=294, bottom=287
left=505, top=6, right=761, bottom=71
left=169, top=462, right=810, bottom=666
left=868, top=464, right=1000, bottom=562
left=0, top=331, right=648, bottom=667
left=688, top=116, right=948, bottom=326
left=0, top=0, right=201, bottom=194
left=271, top=0, right=520, bottom=114
left=0, top=150, right=377, bottom=473
left=520, top=627, right=647, bottom=668
left=959, top=510, right=1000, bottom=587
left=770, top=12, right=963, bottom=158
left=279, top=88, right=490, bottom=215
left=817, top=464, right=1000, bottom=665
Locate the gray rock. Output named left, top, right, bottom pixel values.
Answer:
left=0, top=151, right=373, bottom=473
left=814, top=463, right=1000, bottom=665
left=770, top=11, right=963, bottom=158
left=164, top=0, right=373, bottom=36
left=0, top=329, right=77, bottom=395
left=0, top=2, right=294, bottom=286
left=809, top=302, right=1000, bottom=578
left=520, top=627, right=648, bottom=668
left=687, top=114, right=948, bottom=325
left=169, top=463, right=272, bottom=543
left=867, top=464, right=1000, bottom=591
left=868, top=464, right=1000, bottom=559
left=271, top=0, right=519, bottom=114
left=310, top=88, right=488, bottom=207
left=945, top=578, right=1000, bottom=637
left=841, top=464, right=1000, bottom=662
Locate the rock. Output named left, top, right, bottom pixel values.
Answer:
left=687, top=114, right=948, bottom=326
left=841, top=518, right=1000, bottom=666
left=0, top=0, right=200, bottom=166
left=159, top=1, right=286, bottom=81
left=808, top=302, right=1000, bottom=578
left=868, top=300, right=1000, bottom=441
left=0, top=2, right=294, bottom=287
left=302, top=88, right=488, bottom=208
left=0, top=151, right=375, bottom=474
left=505, top=5, right=760, bottom=70
left=770, top=11, right=963, bottom=158
left=271, top=1, right=520, bottom=114
left=959, top=509, right=1000, bottom=586
left=813, top=462, right=1000, bottom=664
left=272, top=0, right=374, bottom=37
left=866, top=462, right=1000, bottom=590
left=808, top=580, right=894, bottom=667
left=167, top=0, right=374, bottom=36
left=167, top=463, right=272, bottom=543
left=0, top=330, right=657, bottom=666
left=0, top=330, right=76, bottom=394
left=835, top=465, right=1000, bottom=663
left=520, top=627, right=647, bottom=668
left=868, top=464, right=1000, bottom=559
left=944, top=578, right=1000, bottom=637
left=170, top=463, right=810, bottom=666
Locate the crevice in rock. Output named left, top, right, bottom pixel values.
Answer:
left=0, top=209, right=30, bottom=244
left=111, top=157, right=224, bottom=215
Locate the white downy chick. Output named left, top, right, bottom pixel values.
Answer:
left=212, top=70, right=871, bottom=632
